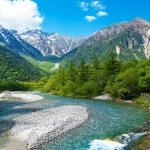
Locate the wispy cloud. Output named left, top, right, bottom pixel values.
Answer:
left=77, top=1, right=89, bottom=11
left=91, top=1, right=106, bottom=10
left=78, top=1, right=108, bottom=22
left=0, top=0, right=43, bottom=33
left=85, top=16, right=96, bottom=22
left=97, top=11, right=108, bottom=17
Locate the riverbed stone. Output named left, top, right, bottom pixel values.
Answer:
left=10, top=105, right=88, bottom=149
left=95, top=94, right=113, bottom=100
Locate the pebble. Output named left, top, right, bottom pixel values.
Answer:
left=10, top=105, right=88, bottom=149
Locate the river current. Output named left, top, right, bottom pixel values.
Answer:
left=0, top=92, right=150, bottom=150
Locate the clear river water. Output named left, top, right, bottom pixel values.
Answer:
left=0, top=91, right=150, bottom=150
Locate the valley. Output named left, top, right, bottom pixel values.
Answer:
left=24, top=56, right=56, bottom=73
left=0, top=17, right=150, bottom=150
left=0, top=18, right=150, bottom=65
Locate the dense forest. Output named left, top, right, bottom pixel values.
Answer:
left=0, top=44, right=150, bottom=106
left=43, top=53, right=150, bottom=101
left=0, top=77, right=48, bottom=93
left=0, top=45, right=47, bottom=81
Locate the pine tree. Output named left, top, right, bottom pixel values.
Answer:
left=78, top=58, right=89, bottom=83
left=104, top=52, right=121, bottom=76
left=66, top=60, right=77, bottom=82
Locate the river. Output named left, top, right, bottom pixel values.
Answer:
left=0, top=92, right=150, bottom=150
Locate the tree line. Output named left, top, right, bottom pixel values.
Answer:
left=43, top=53, right=150, bottom=99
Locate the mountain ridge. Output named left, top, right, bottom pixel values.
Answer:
left=0, top=17, right=150, bottom=64
left=20, top=30, right=87, bottom=57
left=0, top=26, right=43, bottom=60
left=61, top=18, right=150, bottom=65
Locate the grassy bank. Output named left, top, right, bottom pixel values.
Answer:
left=134, top=95, right=150, bottom=107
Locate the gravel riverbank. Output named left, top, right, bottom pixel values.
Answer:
left=10, top=105, right=88, bottom=149
left=0, top=92, right=44, bottom=102
left=95, top=94, right=113, bottom=100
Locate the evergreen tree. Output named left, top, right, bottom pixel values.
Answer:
left=57, top=66, right=66, bottom=86
left=66, top=60, right=77, bottom=82
left=78, top=58, right=89, bottom=83
left=92, top=57, right=101, bottom=70
left=104, top=52, right=121, bottom=76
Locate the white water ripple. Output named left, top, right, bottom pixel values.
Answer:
left=88, top=139, right=125, bottom=150
left=88, top=132, right=150, bottom=150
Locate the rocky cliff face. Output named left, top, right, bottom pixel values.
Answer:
left=62, top=18, right=150, bottom=64
left=143, top=29, right=150, bottom=58
left=0, top=25, right=43, bottom=60
left=83, top=18, right=150, bottom=58
left=0, top=18, right=150, bottom=62
left=20, top=30, right=87, bottom=57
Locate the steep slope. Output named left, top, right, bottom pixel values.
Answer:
left=20, top=30, right=87, bottom=57
left=24, top=56, right=56, bottom=74
left=0, top=25, right=43, bottom=60
left=0, top=45, right=46, bottom=81
left=61, top=18, right=150, bottom=65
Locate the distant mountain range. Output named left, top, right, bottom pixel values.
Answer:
left=0, top=25, right=87, bottom=59
left=61, top=18, right=150, bottom=64
left=20, top=30, right=87, bottom=57
left=0, top=17, right=150, bottom=64
left=0, top=26, right=43, bottom=60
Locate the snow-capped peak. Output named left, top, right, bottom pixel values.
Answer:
left=20, top=29, right=87, bottom=57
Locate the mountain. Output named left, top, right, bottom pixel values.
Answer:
left=20, top=30, right=87, bottom=57
left=61, top=18, right=150, bottom=65
left=0, top=25, right=43, bottom=60
left=1, top=17, right=150, bottom=65
left=0, top=45, right=46, bottom=81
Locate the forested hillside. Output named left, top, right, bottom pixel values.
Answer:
left=44, top=53, right=150, bottom=100
left=61, top=29, right=147, bottom=66
left=0, top=45, right=47, bottom=81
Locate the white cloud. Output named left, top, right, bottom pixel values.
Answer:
left=97, top=11, right=108, bottom=17
left=91, top=1, right=106, bottom=10
left=0, top=0, right=44, bottom=33
left=85, top=16, right=96, bottom=22
left=77, top=1, right=89, bottom=11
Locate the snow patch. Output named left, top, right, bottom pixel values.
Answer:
left=21, top=35, right=29, bottom=39
left=48, top=36, right=56, bottom=41
left=147, top=29, right=150, bottom=36
left=116, top=45, right=120, bottom=55
left=51, top=63, right=59, bottom=70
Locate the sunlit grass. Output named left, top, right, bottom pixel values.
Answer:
left=24, top=56, right=55, bottom=73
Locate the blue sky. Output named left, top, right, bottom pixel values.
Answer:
left=33, top=0, right=150, bottom=37
left=0, top=0, right=150, bottom=37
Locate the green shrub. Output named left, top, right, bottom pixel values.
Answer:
left=143, top=101, right=150, bottom=107
left=134, top=99, right=145, bottom=104
left=134, top=96, right=150, bottom=107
